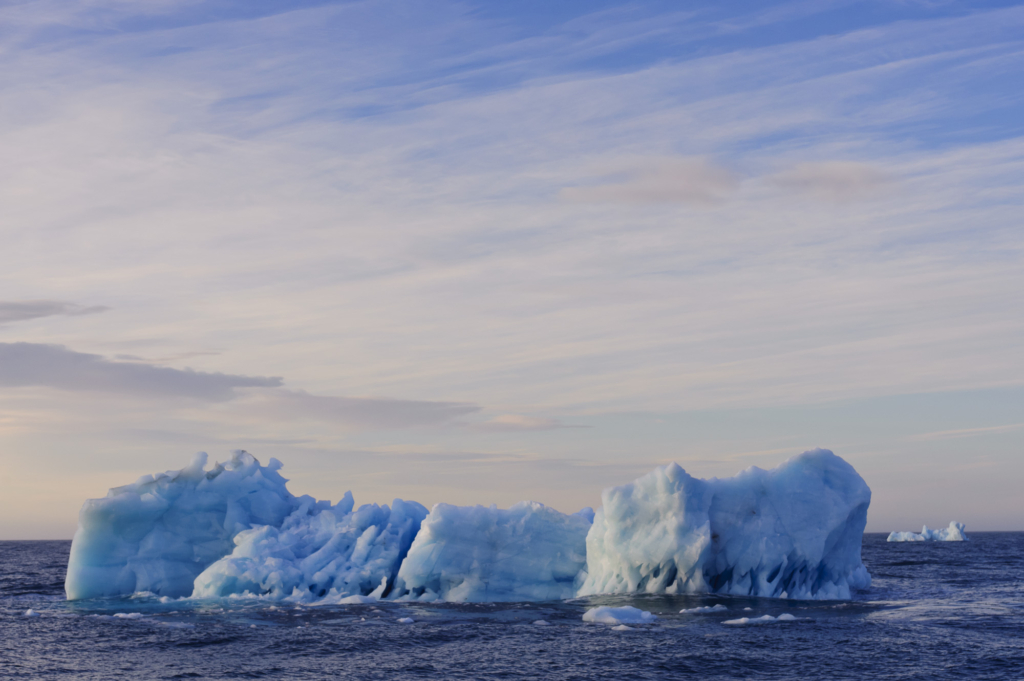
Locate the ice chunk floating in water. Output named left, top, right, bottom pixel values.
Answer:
left=582, top=606, right=657, bottom=625
left=65, top=448, right=872, bottom=603
left=887, top=521, right=968, bottom=542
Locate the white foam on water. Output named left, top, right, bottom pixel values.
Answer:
left=723, top=613, right=799, bottom=625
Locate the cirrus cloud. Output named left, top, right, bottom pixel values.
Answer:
left=559, top=157, right=738, bottom=205
left=0, top=301, right=108, bottom=325
left=232, top=388, right=480, bottom=429
left=0, top=342, right=280, bottom=401
left=767, top=161, right=892, bottom=202
left=0, top=342, right=481, bottom=428
left=474, top=413, right=582, bottom=431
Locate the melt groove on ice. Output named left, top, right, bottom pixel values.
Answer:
left=65, top=448, right=872, bottom=603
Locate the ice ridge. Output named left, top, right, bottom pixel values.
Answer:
left=193, top=495, right=427, bottom=603
left=65, top=448, right=872, bottom=603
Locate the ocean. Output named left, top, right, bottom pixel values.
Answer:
left=2, top=533, right=1022, bottom=680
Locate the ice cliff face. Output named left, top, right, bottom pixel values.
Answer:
left=65, top=451, right=426, bottom=602
left=579, top=449, right=872, bottom=600
left=394, top=501, right=590, bottom=602
left=65, top=448, right=871, bottom=602
left=65, top=451, right=295, bottom=600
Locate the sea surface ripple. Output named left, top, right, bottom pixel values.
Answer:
left=2, top=534, right=1023, bottom=680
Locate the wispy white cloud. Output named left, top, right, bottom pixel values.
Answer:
left=232, top=388, right=479, bottom=429
left=2, top=2, right=1020, bottom=417
left=0, top=342, right=280, bottom=400
left=1, top=4, right=1020, bottom=414
left=474, top=414, right=581, bottom=431
left=560, top=157, right=737, bottom=204
left=765, top=161, right=892, bottom=202
left=0, top=341, right=480, bottom=427
left=113, top=350, right=222, bottom=364
left=1, top=0, right=1023, bottom=534
left=0, top=300, right=108, bottom=324
left=906, top=423, right=1024, bottom=442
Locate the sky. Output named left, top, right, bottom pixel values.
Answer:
left=1, top=0, right=1022, bottom=538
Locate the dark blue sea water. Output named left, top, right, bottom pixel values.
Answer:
left=2, top=534, right=1022, bottom=680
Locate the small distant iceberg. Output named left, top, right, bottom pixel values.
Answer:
left=887, top=521, right=968, bottom=542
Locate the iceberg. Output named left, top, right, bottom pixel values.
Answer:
left=887, top=521, right=968, bottom=542
left=65, top=447, right=872, bottom=604
left=393, top=501, right=590, bottom=602
left=579, top=448, right=871, bottom=600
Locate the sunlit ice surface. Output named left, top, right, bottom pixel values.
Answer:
left=63, top=449, right=871, bottom=604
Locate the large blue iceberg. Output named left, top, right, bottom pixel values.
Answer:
left=65, top=448, right=871, bottom=602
